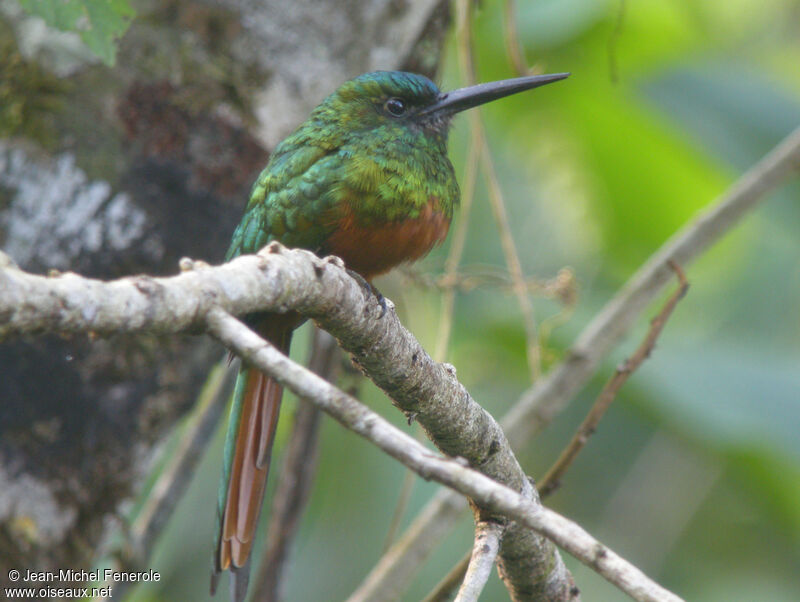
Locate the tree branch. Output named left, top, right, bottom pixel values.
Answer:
left=454, top=521, right=503, bottom=602
left=0, top=0, right=454, bottom=577
left=0, top=246, right=573, bottom=600
left=538, top=262, right=689, bottom=497
left=6, top=124, right=796, bottom=600
left=204, top=307, right=682, bottom=602
left=349, top=124, right=800, bottom=599
left=506, top=125, right=800, bottom=446
left=422, top=261, right=688, bottom=601
left=0, top=242, right=688, bottom=600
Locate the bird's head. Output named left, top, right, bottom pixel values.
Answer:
left=307, top=70, right=569, bottom=148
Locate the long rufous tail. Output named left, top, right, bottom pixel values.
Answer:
left=211, top=316, right=293, bottom=600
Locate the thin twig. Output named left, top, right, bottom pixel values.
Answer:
left=205, top=307, right=684, bottom=602
left=350, top=490, right=469, bottom=602
left=403, top=264, right=577, bottom=300
left=503, top=0, right=530, bottom=76
left=129, top=361, right=233, bottom=552
left=454, top=521, right=503, bottom=602
left=433, top=131, right=480, bottom=361
left=456, top=0, right=543, bottom=381
left=348, top=125, right=800, bottom=600
left=421, top=551, right=471, bottom=602
left=381, top=459, right=418, bottom=553
left=480, top=144, right=543, bottom=380
left=538, top=262, right=689, bottom=497
left=251, top=328, right=339, bottom=602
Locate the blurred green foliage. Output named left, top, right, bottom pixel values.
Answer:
left=18, top=0, right=134, bottom=65
left=128, top=1, right=800, bottom=600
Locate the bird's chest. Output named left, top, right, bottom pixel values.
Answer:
left=323, top=198, right=450, bottom=280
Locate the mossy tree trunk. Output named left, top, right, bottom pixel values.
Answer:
left=0, top=0, right=448, bottom=578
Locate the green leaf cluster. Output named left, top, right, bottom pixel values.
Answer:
left=18, top=0, right=135, bottom=65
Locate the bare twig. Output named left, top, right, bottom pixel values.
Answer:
left=205, top=307, right=684, bottom=602
left=454, top=521, right=503, bottom=602
left=403, top=265, right=577, bottom=300
left=381, top=459, right=418, bottom=552
left=421, top=551, right=471, bottom=602
left=480, top=144, right=543, bottom=380
left=503, top=0, right=531, bottom=76
left=350, top=125, right=800, bottom=599
left=538, top=262, right=689, bottom=497
left=130, top=360, right=233, bottom=553
left=252, top=328, right=339, bottom=602
left=433, top=131, right=480, bottom=361
left=349, top=490, right=469, bottom=602
left=456, top=0, right=543, bottom=381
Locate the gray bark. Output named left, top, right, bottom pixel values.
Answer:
left=0, top=0, right=448, bottom=581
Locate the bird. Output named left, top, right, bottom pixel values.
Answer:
left=212, top=69, right=569, bottom=600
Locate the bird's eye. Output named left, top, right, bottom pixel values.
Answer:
left=384, top=98, right=407, bottom=117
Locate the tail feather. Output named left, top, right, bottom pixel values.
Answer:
left=232, top=371, right=270, bottom=553
left=257, top=377, right=283, bottom=469
left=229, top=563, right=250, bottom=602
left=212, top=316, right=293, bottom=599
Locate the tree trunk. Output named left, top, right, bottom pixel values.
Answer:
left=0, top=0, right=448, bottom=579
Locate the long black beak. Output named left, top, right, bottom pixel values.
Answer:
left=420, top=72, right=570, bottom=117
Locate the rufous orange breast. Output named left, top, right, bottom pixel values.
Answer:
left=324, top=199, right=450, bottom=280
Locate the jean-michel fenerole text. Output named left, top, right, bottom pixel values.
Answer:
left=20, top=568, right=161, bottom=583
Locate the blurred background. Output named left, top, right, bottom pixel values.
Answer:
left=134, top=1, right=800, bottom=600
left=2, top=0, right=799, bottom=601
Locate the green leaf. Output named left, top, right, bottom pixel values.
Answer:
left=18, top=0, right=135, bottom=65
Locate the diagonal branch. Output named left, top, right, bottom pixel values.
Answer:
left=204, top=307, right=683, bottom=602
left=506, top=125, right=800, bottom=447
left=538, top=261, right=689, bottom=497
left=4, top=126, right=797, bottom=601
left=0, top=246, right=572, bottom=600
left=350, top=489, right=468, bottom=602
left=349, top=124, right=800, bottom=599
left=0, top=245, right=683, bottom=600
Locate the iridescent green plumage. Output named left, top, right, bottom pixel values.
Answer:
left=225, top=72, right=459, bottom=262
